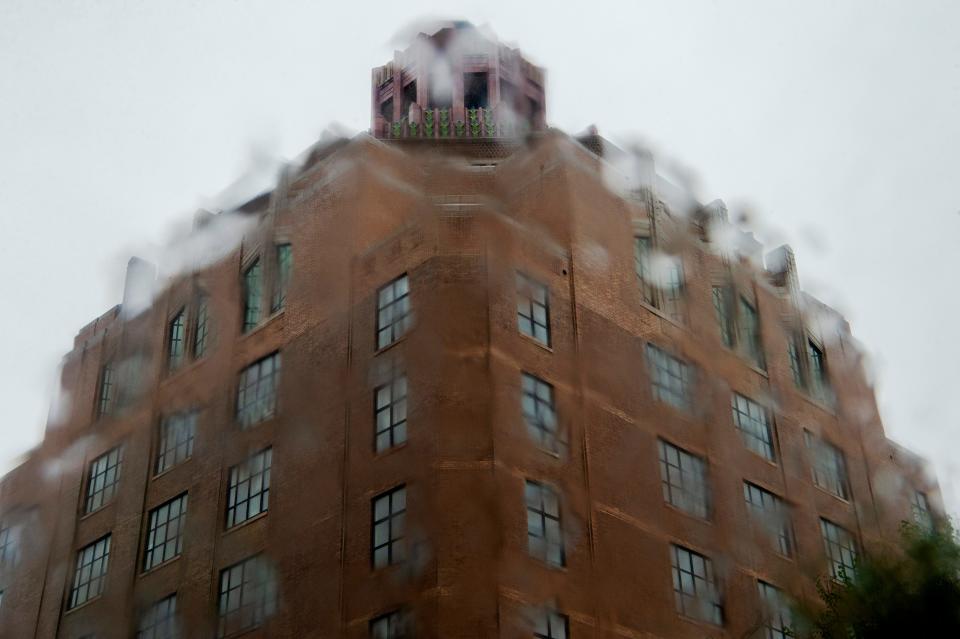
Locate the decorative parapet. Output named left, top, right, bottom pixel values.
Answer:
left=378, top=106, right=523, bottom=140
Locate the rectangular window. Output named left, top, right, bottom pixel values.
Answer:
left=375, top=376, right=408, bottom=453
left=738, top=297, right=764, bottom=368
left=757, top=581, right=793, bottom=639
left=521, top=373, right=560, bottom=453
left=193, top=296, right=209, bottom=358
left=670, top=544, right=722, bottom=625
left=787, top=339, right=804, bottom=388
left=155, top=411, right=197, bottom=474
left=236, top=352, right=281, bottom=428
left=226, top=448, right=272, bottom=528
left=661, top=259, right=684, bottom=323
left=217, top=555, right=277, bottom=638
left=646, top=344, right=692, bottom=410
left=516, top=272, right=551, bottom=346
left=167, top=309, right=186, bottom=370
left=911, top=490, right=934, bottom=532
left=137, top=594, right=178, bottom=639
left=731, top=394, right=775, bottom=461
left=377, top=274, right=411, bottom=349
left=743, top=482, right=793, bottom=557
left=820, top=518, right=857, bottom=581
left=805, top=432, right=850, bottom=500
left=68, top=535, right=111, bottom=609
left=97, top=363, right=115, bottom=417
left=807, top=340, right=829, bottom=397
left=658, top=440, right=709, bottom=518
left=271, top=243, right=292, bottom=312
left=242, top=259, right=262, bottom=332
left=0, top=524, right=18, bottom=566
left=634, top=236, right=658, bottom=308
left=525, top=480, right=564, bottom=567
left=370, top=610, right=408, bottom=639
left=372, top=486, right=406, bottom=568
left=85, top=446, right=123, bottom=513
left=712, top=286, right=734, bottom=347
left=534, top=609, right=569, bottom=639
left=144, top=493, right=188, bottom=571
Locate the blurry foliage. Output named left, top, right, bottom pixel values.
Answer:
left=799, top=522, right=960, bottom=638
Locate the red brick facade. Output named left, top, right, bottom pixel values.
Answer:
left=0, top=24, right=942, bottom=639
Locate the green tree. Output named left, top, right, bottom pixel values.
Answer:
left=802, top=522, right=960, bottom=638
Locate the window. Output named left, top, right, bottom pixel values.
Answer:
left=236, top=352, right=281, bottom=428
left=789, top=335, right=831, bottom=401
left=144, top=493, right=188, bottom=571
left=137, top=594, right=178, bottom=639
left=670, top=545, right=722, bottom=625
left=226, top=448, right=271, bottom=528
left=463, top=72, right=488, bottom=109
left=370, top=610, right=409, bottom=639
left=525, top=480, right=564, bottom=567
left=805, top=432, right=849, bottom=500
left=911, top=490, right=934, bottom=532
left=193, top=296, right=209, bottom=358
left=743, top=482, right=793, bottom=557
left=712, top=286, right=734, bottom=347
left=757, top=581, right=793, bottom=639
left=0, top=524, right=18, bottom=566
left=738, top=298, right=764, bottom=368
left=516, top=272, right=550, bottom=346
left=533, top=609, right=569, bottom=639
left=372, top=486, right=406, bottom=568
left=242, top=259, right=262, bottom=332
left=97, top=363, right=115, bottom=417
left=155, top=411, right=197, bottom=474
left=375, top=376, right=408, bottom=453
left=658, top=440, right=709, bottom=518
left=85, top=446, right=123, bottom=513
left=731, top=394, right=775, bottom=461
left=820, top=519, right=857, bottom=581
left=712, top=286, right=765, bottom=368
left=217, top=555, right=277, bottom=638
left=377, top=275, right=411, bottom=349
left=68, top=535, right=111, bottom=609
left=645, top=344, right=692, bottom=411
left=787, top=339, right=804, bottom=387
left=522, top=373, right=560, bottom=453
left=167, top=309, right=186, bottom=371
left=807, top=340, right=828, bottom=397
left=271, top=243, right=292, bottom=312
left=634, top=235, right=684, bottom=322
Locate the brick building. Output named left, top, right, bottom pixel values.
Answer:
left=0, top=21, right=944, bottom=639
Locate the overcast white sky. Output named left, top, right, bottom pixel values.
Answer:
left=1, top=0, right=958, bottom=514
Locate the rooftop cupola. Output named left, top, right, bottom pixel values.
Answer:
left=371, top=21, right=546, bottom=140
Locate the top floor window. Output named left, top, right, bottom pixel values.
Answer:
left=516, top=272, right=551, bottom=346
left=805, top=432, right=850, bottom=500
left=788, top=334, right=832, bottom=403
left=242, top=259, right=262, bottom=333
left=377, top=275, right=411, bottom=349
left=646, top=344, right=692, bottom=411
left=634, top=235, right=684, bottom=322
left=712, top=286, right=764, bottom=368
left=97, top=363, right=115, bottom=418
left=167, top=309, right=186, bottom=371
left=193, top=296, right=209, bottom=358
left=271, top=243, right=292, bottom=312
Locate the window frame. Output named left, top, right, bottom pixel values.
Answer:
left=516, top=272, right=551, bottom=347
left=96, top=362, right=115, bottom=418
left=645, top=343, right=693, bottom=411
left=805, top=431, right=850, bottom=500
left=369, top=609, right=409, bottom=639
left=143, top=493, right=189, bottom=572
left=155, top=410, right=197, bottom=475
left=270, top=243, right=292, bottom=313
left=371, top=485, right=406, bottom=569
left=521, top=373, right=561, bottom=453
left=216, top=554, right=277, bottom=638
left=670, top=544, right=723, bottom=625
left=730, top=393, right=776, bottom=462
left=225, top=448, right=272, bottom=529
left=374, top=375, right=408, bottom=453
left=236, top=352, right=281, bottom=429
left=68, top=534, right=112, bottom=610
left=376, top=274, right=411, bottom=350
left=533, top=608, right=569, bottom=639
left=525, top=479, right=565, bottom=568
left=166, top=308, right=187, bottom=371
left=658, top=439, right=710, bottom=519
left=757, top=580, right=793, bottom=639
left=743, top=482, right=793, bottom=557
left=136, top=593, right=178, bottom=639
left=241, top=257, right=262, bottom=333
left=820, top=518, right=858, bottom=582
left=84, top=446, right=123, bottom=514
left=634, top=234, right=685, bottom=322
left=192, top=294, right=209, bottom=359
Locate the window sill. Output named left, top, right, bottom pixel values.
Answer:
left=663, top=501, right=712, bottom=524
left=64, top=594, right=103, bottom=616
left=374, top=441, right=409, bottom=458
left=799, top=392, right=836, bottom=415
left=812, top=484, right=851, bottom=505
left=676, top=612, right=723, bottom=630
left=151, top=457, right=193, bottom=481
left=719, top=344, right=768, bottom=377
left=637, top=299, right=685, bottom=330
left=239, top=310, right=284, bottom=340
left=374, top=334, right=407, bottom=357
left=141, top=554, right=181, bottom=577
left=224, top=511, right=269, bottom=536
left=78, top=501, right=115, bottom=521
left=518, top=332, right=553, bottom=353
